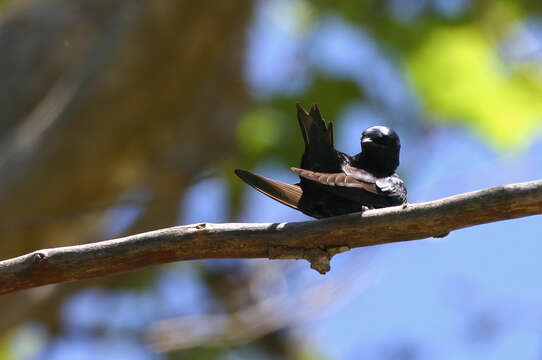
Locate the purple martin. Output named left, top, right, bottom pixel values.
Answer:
left=235, top=103, right=406, bottom=218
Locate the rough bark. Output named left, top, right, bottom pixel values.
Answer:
left=1, top=179, right=541, bottom=295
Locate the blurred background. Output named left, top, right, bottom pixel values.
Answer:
left=0, top=0, right=542, bottom=359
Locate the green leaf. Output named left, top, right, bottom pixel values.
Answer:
left=236, top=108, right=286, bottom=160
left=407, top=25, right=542, bottom=150
left=0, top=332, right=13, bottom=360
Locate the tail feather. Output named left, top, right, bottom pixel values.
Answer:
left=296, top=103, right=333, bottom=150
left=234, top=169, right=319, bottom=218
left=308, top=104, right=333, bottom=148
left=296, top=103, right=311, bottom=147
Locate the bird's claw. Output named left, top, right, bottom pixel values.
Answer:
left=361, top=205, right=374, bottom=213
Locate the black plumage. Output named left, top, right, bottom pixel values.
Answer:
left=235, top=103, right=407, bottom=218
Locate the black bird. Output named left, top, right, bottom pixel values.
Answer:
left=235, top=103, right=406, bottom=218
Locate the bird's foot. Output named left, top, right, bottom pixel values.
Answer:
left=361, top=205, right=374, bottom=213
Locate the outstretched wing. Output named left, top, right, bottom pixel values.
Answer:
left=296, top=103, right=339, bottom=172
left=290, top=167, right=378, bottom=194
left=234, top=169, right=320, bottom=218
left=296, top=103, right=333, bottom=149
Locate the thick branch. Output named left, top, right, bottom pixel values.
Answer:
left=1, top=179, right=542, bottom=294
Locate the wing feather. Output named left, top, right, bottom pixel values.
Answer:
left=234, top=169, right=321, bottom=218
left=290, top=167, right=379, bottom=194
left=296, top=103, right=311, bottom=147
left=341, top=164, right=376, bottom=184
left=376, top=174, right=407, bottom=204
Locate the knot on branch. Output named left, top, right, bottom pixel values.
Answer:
left=304, top=249, right=329, bottom=274
left=268, top=245, right=350, bottom=274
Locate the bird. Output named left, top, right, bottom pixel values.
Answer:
left=234, top=103, right=406, bottom=218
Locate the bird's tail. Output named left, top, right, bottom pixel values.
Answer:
left=234, top=169, right=319, bottom=218
left=296, top=103, right=334, bottom=151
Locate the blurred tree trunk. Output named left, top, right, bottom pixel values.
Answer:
left=0, top=0, right=252, bottom=333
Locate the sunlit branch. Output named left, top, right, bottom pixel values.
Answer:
left=0, top=179, right=541, bottom=295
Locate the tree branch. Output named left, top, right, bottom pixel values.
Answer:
left=1, top=179, right=542, bottom=295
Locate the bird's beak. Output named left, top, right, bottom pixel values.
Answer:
left=362, top=137, right=375, bottom=145
left=362, top=137, right=386, bottom=148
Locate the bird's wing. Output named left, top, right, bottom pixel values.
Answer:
left=290, top=166, right=407, bottom=205
left=308, top=104, right=334, bottom=148
left=341, top=164, right=378, bottom=184
left=296, top=103, right=334, bottom=151
left=234, top=169, right=320, bottom=218
left=341, top=165, right=406, bottom=203
left=376, top=174, right=407, bottom=204
left=290, top=167, right=379, bottom=194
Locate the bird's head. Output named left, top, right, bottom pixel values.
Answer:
left=360, top=126, right=401, bottom=173
left=361, top=126, right=400, bottom=151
